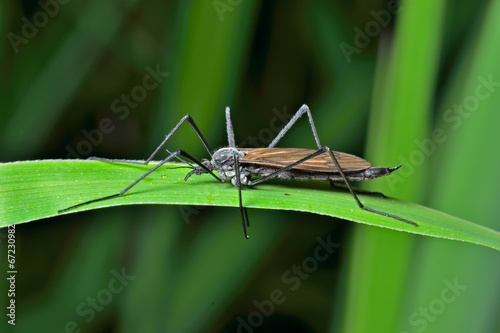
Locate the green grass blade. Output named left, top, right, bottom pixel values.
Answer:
left=340, top=0, right=446, bottom=332
left=397, top=1, right=500, bottom=332
left=1, top=160, right=499, bottom=251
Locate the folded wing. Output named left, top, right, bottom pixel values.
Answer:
left=240, top=148, right=371, bottom=173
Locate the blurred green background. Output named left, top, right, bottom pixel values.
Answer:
left=1, top=0, right=500, bottom=332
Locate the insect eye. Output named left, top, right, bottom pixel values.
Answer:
left=215, top=150, right=232, bottom=163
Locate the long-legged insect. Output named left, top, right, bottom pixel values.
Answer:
left=58, top=105, right=417, bottom=238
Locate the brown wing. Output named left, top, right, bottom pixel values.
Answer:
left=240, top=148, right=371, bottom=173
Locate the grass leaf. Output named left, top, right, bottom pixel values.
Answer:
left=2, top=159, right=500, bottom=251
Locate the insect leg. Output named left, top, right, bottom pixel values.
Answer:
left=89, top=114, right=215, bottom=165
left=324, top=148, right=417, bottom=226
left=247, top=147, right=417, bottom=227
left=225, top=107, right=236, bottom=148
left=58, top=150, right=221, bottom=213
left=268, top=104, right=322, bottom=149
left=269, top=106, right=416, bottom=226
left=233, top=151, right=250, bottom=239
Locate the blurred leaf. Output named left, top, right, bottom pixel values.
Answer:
left=340, top=0, right=447, bottom=332
left=152, top=0, right=259, bottom=154
left=0, top=0, right=141, bottom=160
left=1, top=160, right=499, bottom=251
left=397, top=1, right=500, bottom=332
left=302, top=1, right=376, bottom=152
left=14, top=212, right=127, bottom=332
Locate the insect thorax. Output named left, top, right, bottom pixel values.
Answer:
left=210, top=147, right=249, bottom=185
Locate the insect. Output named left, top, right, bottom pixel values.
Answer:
left=58, top=105, right=417, bottom=238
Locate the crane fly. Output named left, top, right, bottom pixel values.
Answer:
left=58, top=105, right=417, bottom=238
